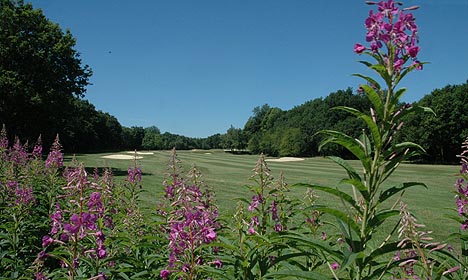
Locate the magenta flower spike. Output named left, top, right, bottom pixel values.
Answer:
left=45, top=134, right=63, bottom=168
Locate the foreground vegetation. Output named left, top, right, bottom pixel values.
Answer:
left=3, top=1, right=468, bottom=279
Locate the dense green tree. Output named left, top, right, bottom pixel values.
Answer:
left=0, top=0, right=92, bottom=146
left=121, top=126, right=145, bottom=150
left=141, top=126, right=162, bottom=150
left=222, top=125, right=247, bottom=151
left=400, top=81, right=468, bottom=163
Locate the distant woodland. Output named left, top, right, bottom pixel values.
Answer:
left=1, top=0, right=467, bottom=163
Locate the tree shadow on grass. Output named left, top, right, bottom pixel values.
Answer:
left=82, top=166, right=153, bottom=177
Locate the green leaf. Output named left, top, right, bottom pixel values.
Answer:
left=370, top=64, right=391, bottom=85
left=314, top=207, right=361, bottom=235
left=319, top=130, right=371, bottom=171
left=395, top=61, right=430, bottom=85
left=358, top=84, right=384, bottom=119
left=340, top=178, right=370, bottom=200
left=368, top=209, right=399, bottom=229
left=327, top=156, right=361, bottom=181
left=265, top=270, right=330, bottom=280
left=334, top=106, right=382, bottom=149
left=281, top=232, right=340, bottom=257
left=392, top=105, right=435, bottom=123
left=378, top=182, right=427, bottom=204
left=352, top=73, right=381, bottom=89
left=294, top=183, right=362, bottom=214
left=357, top=60, right=374, bottom=68
left=394, top=141, right=426, bottom=153
left=390, top=88, right=407, bottom=111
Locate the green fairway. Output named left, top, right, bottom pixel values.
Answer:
left=70, top=149, right=460, bottom=243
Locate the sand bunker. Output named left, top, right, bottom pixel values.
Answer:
left=125, top=151, right=154, bottom=155
left=101, top=154, right=143, bottom=160
left=266, top=157, right=305, bottom=162
left=205, top=152, right=212, bottom=155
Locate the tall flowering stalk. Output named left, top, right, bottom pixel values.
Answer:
left=160, top=149, right=220, bottom=280
left=445, top=137, right=468, bottom=279
left=221, top=154, right=306, bottom=279
left=296, top=1, right=433, bottom=279
left=0, top=128, right=62, bottom=279
left=39, top=162, right=111, bottom=279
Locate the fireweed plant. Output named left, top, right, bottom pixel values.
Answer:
left=37, top=159, right=112, bottom=279
left=158, top=149, right=220, bottom=280
left=0, top=130, right=67, bottom=279
left=443, top=138, right=468, bottom=280
left=109, top=155, right=166, bottom=279
left=217, top=154, right=317, bottom=279
left=292, top=0, right=439, bottom=279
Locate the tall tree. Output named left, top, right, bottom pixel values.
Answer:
left=0, top=0, right=92, bottom=146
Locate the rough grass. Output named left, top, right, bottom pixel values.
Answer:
left=69, top=149, right=460, bottom=243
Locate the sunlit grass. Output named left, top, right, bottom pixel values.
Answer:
left=70, top=149, right=459, bottom=243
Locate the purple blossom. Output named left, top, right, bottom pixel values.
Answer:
left=32, top=135, right=43, bottom=158
left=88, top=192, right=104, bottom=214
left=331, top=262, right=340, bottom=270
left=248, top=195, right=263, bottom=211
left=126, top=166, right=142, bottom=184
left=160, top=269, right=171, bottom=279
left=10, top=137, right=28, bottom=165
left=407, top=45, right=420, bottom=58
left=45, top=135, right=63, bottom=168
left=212, top=258, right=223, bottom=268
left=205, top=228, right=217, bottom=242
left=274, top=223, right=284, bottom=232
left=271, top=200, right=279, bottom=221
left=97, top=247, right=107, bottom=259
left=42, top=235, right=54, bottom=247
left=35, top=272, right=47, bottom=280
left=354, top=43, right=366, bottom=54
left=355, top=0, right=422, bottom=72
left=50, top=205, right=62, bottom=235
left=15, top=186, right=35, bottom=206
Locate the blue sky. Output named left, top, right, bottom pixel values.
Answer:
left=28, top=1, right=468, bottom=138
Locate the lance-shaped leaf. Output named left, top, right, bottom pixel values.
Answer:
left=333, top=106, right=382, bottom=150
left=281, top=232, right=341, bottom=257
left=294, top=183, right=362, bottom=214
left=395, top=61, right=430, bottom=86
left=378, top=182, right=427, bottom=204
left=353, top=73, right=381, bottom=90
left=392, top=104, right=435, bottom=123
left=314, top=206, right=361, bottom=235
left=357, top=82, right=385, bottom=120
left=340, top=178, right=370, bottom=201
left=367, top=209, right=399, bottom=230
left=319, top=130, right=371, bottom=171
left=328, top=156, right=362, bottom=181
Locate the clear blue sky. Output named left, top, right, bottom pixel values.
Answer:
left=28, top=0, right=468, bottom=138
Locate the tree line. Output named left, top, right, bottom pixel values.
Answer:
left=1, top=0, right=466, bottom=163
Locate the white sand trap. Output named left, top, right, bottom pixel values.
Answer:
left=205, top=152, right=212, bottom=155
left=125, top=151, right=154, bottom=155
left=101, top=154, right=143, bottom=160
left=266, top=157, right=305, bottom=162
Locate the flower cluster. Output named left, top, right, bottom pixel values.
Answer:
left=160, top=151, right=220, bottom=279
left=354, top=0, right=422, bottom=72
left=456, top=138, right=468, bottom=229
left=9, top=137, right=29, bottom=166
left=40, top=163, right=111, bottom=277
left=45, top=135, right=63, bottom=168
left=5, top=180, right=35, bottom=207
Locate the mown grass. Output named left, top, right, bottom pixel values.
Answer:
left=69, top=149, right=460, bottom=243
